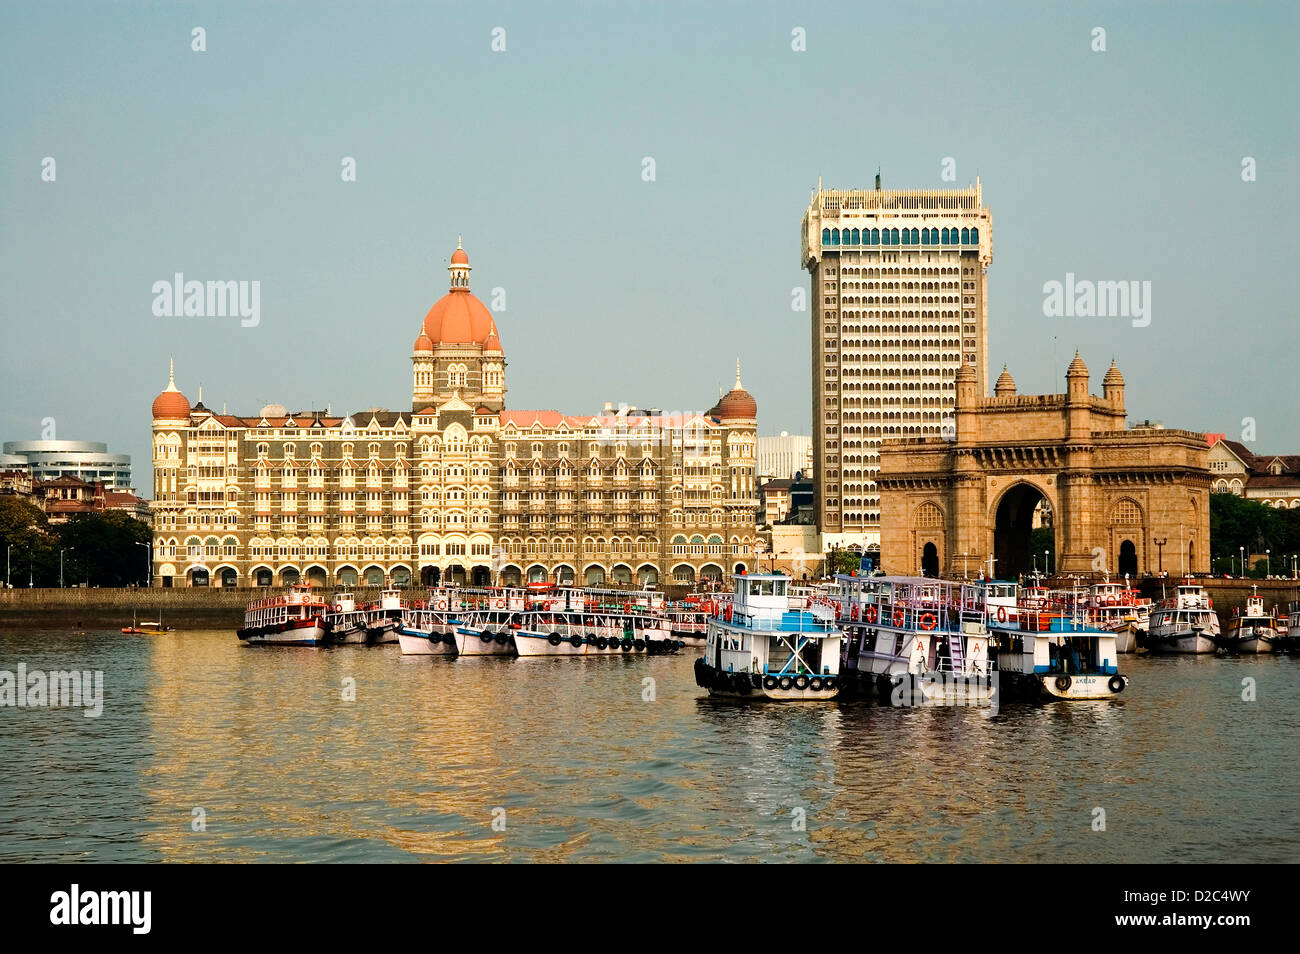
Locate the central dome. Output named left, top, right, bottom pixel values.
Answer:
left=414, top=242, right=502, bottom=350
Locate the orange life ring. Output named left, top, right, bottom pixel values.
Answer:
left=545, top=600, right=552, bottom=610
left=865, top=605, right=878, bottom=624
left=437, top=600, right=447, bottom=611
left=851, top=604, right=860, bottom=621
left=920, top=612, right=937, bottom=631
left=893, top=608, right=904, bottom=627
left=996, top=605, right=1007, bottom=623
left=495, top=599, right=505, bottom=609
left=331, top=603, right=341, bottom=613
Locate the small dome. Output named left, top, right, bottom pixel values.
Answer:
left=1103, top=360, right=1125, bottom=387
left=1067, top=351, right=1089, bottom=376
left=152, top=360, right=191, bottom=420
left=483, top=329, right=503, bottom=353
left=715, top=359, right=757, bottom=420
left=451, top=246, right=469, bottom=265
left=413, top=332, right=434, bottom=352
left=994, top=365, right=1016, bottom=395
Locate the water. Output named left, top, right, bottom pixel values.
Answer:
left=1, top=630, right=1297, bottom=862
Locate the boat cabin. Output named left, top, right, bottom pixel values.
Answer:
left=708, top=574, right=841, bottom=678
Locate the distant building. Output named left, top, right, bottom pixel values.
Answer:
left=1207, top=437, right=1300, bottom=508
left=34, top=475, right=152, bottom=525
left=1, top=464, right=34, bottom=498
left=757, top=433, right=812, bottom=481
left=2, top=440, right=133, bottom=491
left=759, top=479, right=794, bottom=524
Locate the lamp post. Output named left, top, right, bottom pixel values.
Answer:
left=1045, top=549, right=1051, bottom=577
left=134, top=541, right=152, bottom=588
left=60, top=548, right=70, bottom=588
left=1239, top=546, right=1245, bottom=578
left=1266, top=549, right=1271, bottom=578
left=1154, top=537, right=1167, bottom=574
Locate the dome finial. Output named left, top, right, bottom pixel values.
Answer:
left=168, top=356, right=175, bottom=386
left=735, top=357, right=743, bottom=389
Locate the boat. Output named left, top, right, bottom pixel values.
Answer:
left=1220, top=587, right=1282, bottom=654
left=835, top=573, right=995, bottom=705
left=694, top=572, right=843, bottom=700
left=985, top=581, right=1129, bottom=700
left=322, top=591, right=370, bottom=645
left=1081, top=579, right=1151, bottom=652
left=1286, top=600, right=1300, bottom=653
left=121, top=610, right=174, bottom=635
left=664, top=593, right=720, bottom=647
left=1146, top=580, right=1220, bottom=654
left=397, top=587, right=461, bottom=655
left=473, top=586, right=680, bottom=657
left=237, top=584, right=329, bottom=645
left=360, top=586, right=404, bottom=643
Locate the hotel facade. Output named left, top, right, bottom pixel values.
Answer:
left=149, top=245, right=758, bottom=588
left=801, top=179, right=993, bottom=552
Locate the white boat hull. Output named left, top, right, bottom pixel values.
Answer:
left=1147, top=631, right=1217, bottom=654
left=700, top=665, right=841, bottom=701
left=1220, top=633, right=1279, bottom=654
left=241, top=624, right=329, bottom=646
left=397, top=628, right=458, bottom=655
left=1026, top=671, right=1128, bottom=700
left=512, top=630, right=668, bottom=656
left=455, top=629, right=516, bottom=656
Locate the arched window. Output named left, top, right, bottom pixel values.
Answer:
left=822, top=228, right=831, bottom=245
left=941, top=228, right=950, bottom=245
left=831, top=228, right=840, bottom=245
left=910, top=228, right=919, bottom=244
left=850, top=228, right=859, bottom=244
left=961, top=228, right=970, bottom=244
left=900, top=229, right=910, bottom=245
left=969, top=227, right=979, bottom=244
left=870, top=228, right=879, bottom=244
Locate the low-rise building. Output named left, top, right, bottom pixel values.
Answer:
left=1207, top=436, right=1300, bottom=508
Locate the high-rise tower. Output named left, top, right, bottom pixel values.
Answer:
left=801, top=179, right=992, bottom=552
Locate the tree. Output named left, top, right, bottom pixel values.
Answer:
left=56, top=512, right=152, bottom=587
left=826, top=548, right=863, bottom=577
left=0, top=496, right=56, bottom=586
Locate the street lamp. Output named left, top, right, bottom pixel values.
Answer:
left=1044, top=549, right=1051, bottom=577
left=1266, top=549, right=1271, bottom=578
left=1239, top=546, right=1245, bottom=578
left=134, top=541, right=152, bottom=588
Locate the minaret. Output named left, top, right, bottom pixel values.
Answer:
left=448, top=237, right=471, bottom=290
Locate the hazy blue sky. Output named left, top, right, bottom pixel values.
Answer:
left=2, top=1, right=1296, bottom=489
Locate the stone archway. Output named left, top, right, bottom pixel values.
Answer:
left=1118, top=539, right=1138, bottom=577
left=921, top=542, right=939, bottom=577
left=993, top=483, right=1048, bottom=581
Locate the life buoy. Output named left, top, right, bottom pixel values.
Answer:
left=893, top=608, right=904, bottom=627
left=495, top=599, right=505, bottom=609
left=920, top=612, right=937, bottom=631
left=996, top=606, right=1007, bottom=623
left=851, top=604, right=860, bottom=621
left=331, top=604, right=341, bottom=613
left=1108, top=675, right=1125, bottom=693
left=1105, top=595, right=1117, bottom=606
left=865, top=605, right=878, bottom=624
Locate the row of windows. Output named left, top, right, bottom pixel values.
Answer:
left=823, top=227, right=980, bottom=247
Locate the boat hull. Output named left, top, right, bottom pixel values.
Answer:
left=695, top=661, right=841, bottom=701
left=455, top=629, right=516, bottom=656
left=513, top=629, right=678, bottom=656
left=1146, top=631, right=1217, bottom=654
left=1219, top=633, right=1279, bottom=654
left=1024, top=671, right=1128, bottom=700
left=238, top=624, right=329, bottom=646
left=397, top=628, right=458, bottom=655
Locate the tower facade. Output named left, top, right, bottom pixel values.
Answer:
left=801, top=180, right=993, bottom=552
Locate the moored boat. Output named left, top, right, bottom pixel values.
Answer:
left=695, top=573, right=843, bottom=700
left=1146, top=581, right=1220, bottom=654
left=1220, top=588, right=1282, bottom=654
left=237, top=584, right=329, bottom=646
left=985, top=582, right=1128, bottom=700
left=1286, top=600, right=1300, bottom=653
left=323, top=590, right=370, bottom=645
left=121, top=610, right=173, bottom=635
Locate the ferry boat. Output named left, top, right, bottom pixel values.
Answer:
left=694, top=572, right=843, bottom=700
left=237, top=585, right=329, bottom=646
left=835, top=574, right=994, bottom=703
left=396, top=587, right=462, bottom=655
left=1286, top=600, right=1300, bottom=653
left=1220, top=587, right=1282, bottom=654
left=360, top=586, right=404, bottom=644
left=985, top=581, right=1128, bottom=700
left=1146, top=581, right=1220, bottom=654
left=322, top=590, right=370, bottom=645
left=1082, top=579, right=1151, bottom=653
left=665, top=595, right=715, bottom=647
left=121, top=610, right=173, bottom=635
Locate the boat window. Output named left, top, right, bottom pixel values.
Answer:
left=775, top=581, right=786, bottom=597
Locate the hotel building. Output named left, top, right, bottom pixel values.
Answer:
left=800, top=179, right=992, bottom=551
left=149, top=244, right=758, bottom=588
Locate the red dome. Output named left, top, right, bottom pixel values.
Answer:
left=413, top=332, right=434, bottom=352
left=483, top=328, right=503, bottom=353
left=451, top=247, right=469, bottom=265
left=152, top=388, right=191, bottom=420
left=421, top=291, right=499, bottom=346
left=716, top=387, right=757, bottom=419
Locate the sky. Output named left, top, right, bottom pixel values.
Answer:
left=2, top=1, right=1297, bottom=490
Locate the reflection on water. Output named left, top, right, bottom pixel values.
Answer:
left=1, top=630, right=1297, bottom=862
